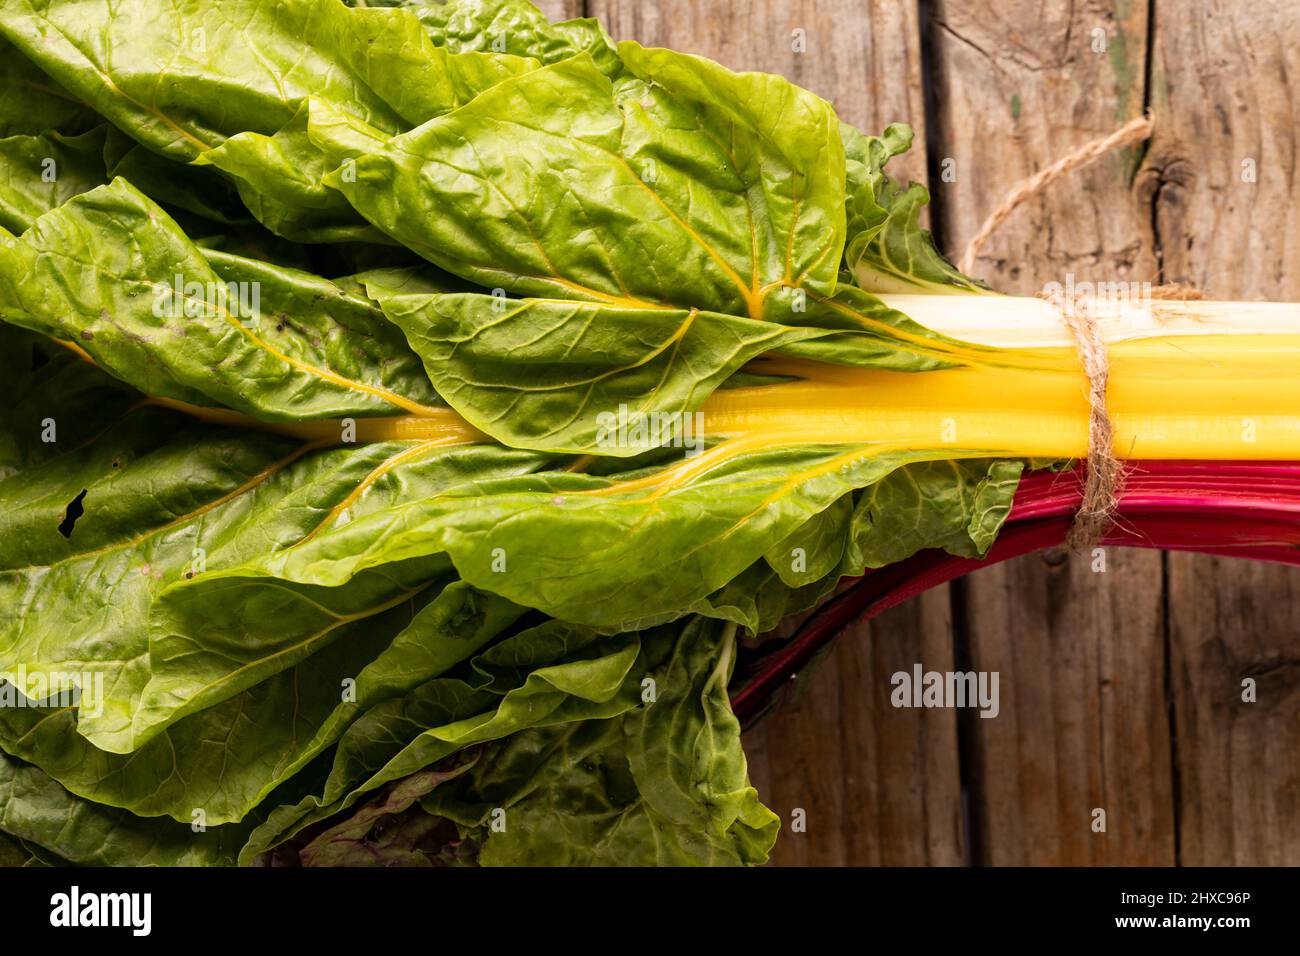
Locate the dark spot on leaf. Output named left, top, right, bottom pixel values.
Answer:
left=58, top=489, right=87, bottom=539
left=80, top=330, right=94, bottom=341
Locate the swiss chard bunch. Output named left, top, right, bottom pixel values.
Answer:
left=0, top=0, right=1019, bottom=866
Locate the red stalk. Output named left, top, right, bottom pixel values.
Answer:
left=731, top=461, right=1300, bottom=725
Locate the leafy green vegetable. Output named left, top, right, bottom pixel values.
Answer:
left=0, top=127, right=109, bottom=234
left=326, top=49, right=844, bottom=317
left=425, top=620, right=778, bottom=865
left=842, top=122, right=988, bottom=295
left=0, top=750, right=244, bottom=866
left=0, top=34, right=97, bottom=137
left=0, top=0, right=1023, bottom=867
left=298, top=756, right=478, bottom=866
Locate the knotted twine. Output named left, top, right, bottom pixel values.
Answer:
left=1038, top=287, right=1120, bottom=548
left=958, top=113, right=1163, bottom=549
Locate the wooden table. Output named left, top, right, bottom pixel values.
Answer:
left=537, top=0, right=1300, bottom=866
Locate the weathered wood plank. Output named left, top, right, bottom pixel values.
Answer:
left=1148, top=0, right=1300, bottom=865
left=588, top=0, right=964, bottom=866
left=960, top=549, right=1173, bottom=863
left=532, top=0, right=581, bottom=20
left=931, top=0, right=1156, bottom=287
left=928, top=0, right=1176, bottom=864
left=745, top=592, right=966, bottom=866
left=1164, top=557, right=1300, bottom=864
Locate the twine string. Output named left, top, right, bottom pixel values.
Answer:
left=960, top=113, right=1158, bottom=548
left=958, top=113, right=1154, bottom=276
left=1039, top=289, right=1122, bottom=549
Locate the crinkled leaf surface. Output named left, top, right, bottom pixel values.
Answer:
left=327, top=48, right=845, bottom=318
left=165, top=444, right=982, bottom=633
left=0, top=0, right=536, bottom=239
left=0, top=750, right=244, bottom=865
left=239, top=619, right=649, bottom=860
left=0, top=181, right=443, bottom=420
left=844, top=458, right=1024, bottom=569
left=417, top=618, right=776, bottom=865
left=368, top=285, right=843, bottom=453
left=842, top=122, right=987, bottom=294
left=0, top=34, right=97, bottom=137
left=0, top=578, right=524, bottom=824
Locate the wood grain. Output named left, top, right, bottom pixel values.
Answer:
left=747, top=592, right=966, bottom=866
left=961, top=547, right=1173, bottom=863
left=1164, top=557, right=1300, bottom=864
left=927, top=0, right=1177, bottom=864
left=531, top=0, right=581, bottom=20
left=1147, top=0, right=1300, bottom=865
left=928, top=0, right=1156, bottom=289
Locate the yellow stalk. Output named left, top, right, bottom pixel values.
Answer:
left=709, top=346, right=1300, bottom=460
left=715, top=294, right=1300, bottom=460
left=127, top=295, right=1300, bottom=464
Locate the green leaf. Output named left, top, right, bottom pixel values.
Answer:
left=239, top=619, right=647, bottom=861
left=763, top=494, right=851, bottom=587
left=0, top=327, right=139, bottom=481
left=326, top=48, right=845, bottom=320
left=0, top=35, right=98, bottom=138
left=0, top=181, right=443, bottom=420
left=399, top=0, right=620, bottom=76
left=0, top=829, right=63, bottom=866
left=0, top=397, right=555, bottom=754
left=421, top=619, right=778, bottom=865
left=0, top=319, right=553, bottom=756
left=0, top=580, right=524, bottom=824
left=0, top=0, right=408, bottom=157
left=842, top=122, right=987, bottom=294
left=195, top=107, right=390, bottom=245
left=103, top=127, right=251, bottom=227
left=168, top=444, right=964, bottom=632
left=0, top=0, right=536, bottom=240
left=844, top=458, right=1024, bottom=569
left=0, top=751, right=244, bottom=866
left=297, top=756, right=477, bottom=866
left=0, top=127, right=110, bottom=234
left=368, top=285, right=842, bottom=453
left=196, top=44, right=535, bottom=242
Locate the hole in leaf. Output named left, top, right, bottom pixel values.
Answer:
left=58, top=489, right=87, bottom=539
